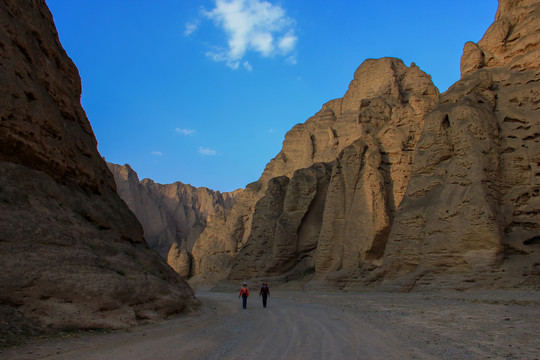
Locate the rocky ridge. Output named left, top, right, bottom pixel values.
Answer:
left=189, top=0, right=540, bottom=290
left=0, top=0, right=195, bottom=346
left=107, top=163, right=241, bottom=277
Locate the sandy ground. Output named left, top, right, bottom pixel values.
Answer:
left=1, top=289, right=539, bottom=360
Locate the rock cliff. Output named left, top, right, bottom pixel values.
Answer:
left=190, top=0, right=540, bottom=290
left=0, top=0, right=195, bottom=345
left=107, top=163, right=241, bottom=277
left=191, top=57, right=440, bottom=283
left=381, top=0, right=540, bottom=291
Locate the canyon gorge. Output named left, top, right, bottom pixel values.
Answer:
left=112, top=0, right=540, bottom=292
left=1, top=0, right=539, bottom=348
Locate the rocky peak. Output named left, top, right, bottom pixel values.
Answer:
left=262, top=58, right=438, bottom=185
left=461, top=0, right=540, bottom=75
left=190, top=57, right=440, bottom=284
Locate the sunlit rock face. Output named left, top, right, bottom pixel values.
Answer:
left=107, top=162, right=241, bottom=276
left=191, top=0, right=540, bottom=290
left=191, top=56, right=440, bottom=284
left=0, top=0, right=195, bottom=338
left=381, top=0, right=540, bottom=291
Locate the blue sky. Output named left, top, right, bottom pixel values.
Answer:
left=45, top=0, right=498, bottom=192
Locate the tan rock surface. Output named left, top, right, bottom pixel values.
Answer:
left=0, top=0, right=114, bottom=196
left=461, top=0, right=540, bottom=75
left=191, top=183, right=261, bottom=284
left=381, top=0, right=540, bottom=290
left=0, top=0, right=195, bottom=346
left=229, top=163, right=333, bottom=280
left=167, top=243, right=192, bottom=278
left=107, top=163, right=240, bottom=275
left=262, top=58, right=439, bottom=186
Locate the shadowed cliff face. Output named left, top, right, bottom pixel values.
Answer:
left=190, top=0, right=540, bottom=290
left=0, top=0, right=195, bottom=344
left=0, top=0, right=115, bottom=196
left=107, top=163, right=241, bottom=277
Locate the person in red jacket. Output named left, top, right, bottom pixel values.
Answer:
left=238, top=282, right=249, bottom=309
left=259, top=281, right=270, bottom=308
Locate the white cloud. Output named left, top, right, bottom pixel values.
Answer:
left=184, top=20, right=200, bottom=36
left=278, top=32, right=297, bottom=53
left=206, top=49, right=241, bottom=69
left=198, top=147, right=217, bottom=156
left=152, top=151, right=163, bottom=156
left=285, top=55, right=297, bottom=65
left=243, top=61, right=253, bottom=71
left=175, top=128, right=196, bottom=136
left=200, top=0, right=298, bottom=69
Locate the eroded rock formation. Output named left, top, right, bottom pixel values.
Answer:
left=190, top=0, right=540, bottom=290
left=107, top=163, right=241, bottom=277
left=190, top=57, right=440, bottom=284
left=0, top=0, right=195, bottom=344
left=381, top=0, right=540, bottom=290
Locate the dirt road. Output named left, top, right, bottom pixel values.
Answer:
left=2, top=289, right=539, bottom=359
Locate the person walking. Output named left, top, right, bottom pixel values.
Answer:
left=259, top=281, right=270, bottom=308
left=238, top=282, right=249, bottom=309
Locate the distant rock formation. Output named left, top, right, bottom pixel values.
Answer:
left=0, top=0, right=195, bottom=344
left=190, top=0, right=540, bottom=290
left=107, top=163, right=241, bottom=277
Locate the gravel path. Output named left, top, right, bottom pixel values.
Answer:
left=2, top=289, right=539, bottom=360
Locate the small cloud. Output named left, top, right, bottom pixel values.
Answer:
left=285, top=55, right=297, bottom=65
left=195, top=0, right=297, bottom=70
left=175, top=128, right=196, bottom=136
left=206, top=49, right=240, bottom=69
left=243, top=61, right=253, bottom=71
left=152, top=151, right=163, bottom=156
left=198, top=147, right=217, bottom=156
left=184, top=19, right=200, bottom=36
left=278, top=32, right=297, bottom=53
left=269, top=128, right=275, bottom=133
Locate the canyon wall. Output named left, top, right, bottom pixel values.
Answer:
left=107, top=163, right=241, bottom=277
left=0, top=0, right=195, bottom=344
left=380, top=0, right=540, bottom=290
left=190, top=0, right=540, bottom=290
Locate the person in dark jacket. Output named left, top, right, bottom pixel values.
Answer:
left=259, top=281, right=270, bottom=308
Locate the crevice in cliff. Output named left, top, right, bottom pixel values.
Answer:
left=347, top=144, right=369, bottom=215
left=442, top=114, right=450, bottom=129
left=523, top=235, right=540, bottom=245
